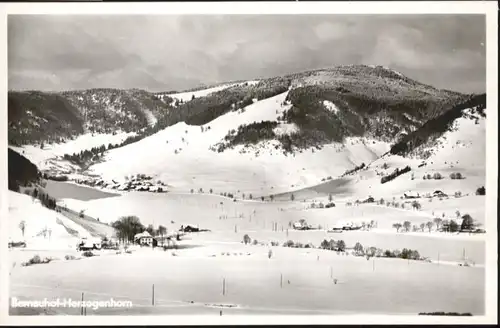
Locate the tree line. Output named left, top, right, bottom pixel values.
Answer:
left=380, top=166, right=411, bottom=184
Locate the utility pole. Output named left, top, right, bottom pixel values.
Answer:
left=152, top=284, right=155, bottom=306
left=80, top=292, right=84, bottom=315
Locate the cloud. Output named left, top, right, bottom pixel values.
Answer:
left=8, top=14, right=486, bottom=93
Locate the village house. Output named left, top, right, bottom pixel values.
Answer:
left=404, top=191, right=420, bottom=199
left=77, top=237, right=101, bottom=251
left=433, top=190, right=447, bottom=198
left=180, top=224, right=200, bottom=232
left=134, top=231, right=158, bottom=247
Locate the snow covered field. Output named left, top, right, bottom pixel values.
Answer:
left=10, top=243, right=484, bottom=315
left=48, top=189, right=485, bottom=264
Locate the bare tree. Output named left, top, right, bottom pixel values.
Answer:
left=419, top=223, right=425, bottom=232
left=19, top=220, right=26, bottom=237
left=243, top=234, right=251, bottom=245
left=158, top=225, right=167, bottom=238
left=112, top=216, right=145, bottom=243
left=461, top=214, right=475, bottom=230
left=354, top=242, right=364, bottom=255
left=433, top=218, right=443, bottom=230
left=392, top=223, right=402, bottom=233
left=403, top=221, right=411, bottom=232
left=411, top=201, right=422, bottom=210
left=336, top=240, right=346, bottom=252
left=146, top=224, right=156, bottom=236
left=426, top=221, right=434, bottom=232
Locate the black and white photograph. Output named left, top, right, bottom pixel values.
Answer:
left=1, top=1, right=497, bottom=324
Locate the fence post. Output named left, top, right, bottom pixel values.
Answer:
left=280, top=273, right=283, bottom=288
left=222, top=278, right=226, bottom=296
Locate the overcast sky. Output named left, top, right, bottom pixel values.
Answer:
left=8, top=14, right=485, bottom=93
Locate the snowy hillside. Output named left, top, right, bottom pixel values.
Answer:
left=288, top=104, right=486, bottom=202
left=8, top=191, right=91, bottom=248
left=87, top=90, right=391, bottom=195
left=10, top=131, right=137, bottom=173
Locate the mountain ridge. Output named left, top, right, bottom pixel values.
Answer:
left=8, top=65, right=473, bottom=146
left=8, top=64, right=485, bottom=196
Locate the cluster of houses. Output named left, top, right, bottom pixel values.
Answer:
left=72, top=175, right=168, bottom=193
left=133, top=224, right=201, bottom=247
left=328, top=221, right=364, bottom=232
left=292, top=221, right=313, bottom=230
left=76, top=224, right=204, bottom=252
left=403, top=190, right=447, bottom=199
left=292, top=220, right=368, bottom=232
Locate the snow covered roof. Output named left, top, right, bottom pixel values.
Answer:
left=134, top=231, right=152, bottom=239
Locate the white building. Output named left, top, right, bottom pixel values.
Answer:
left=134, top=231, right=155, bottom=246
